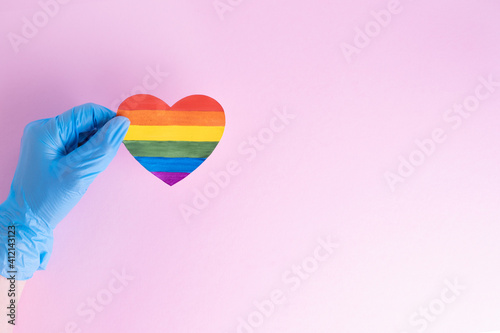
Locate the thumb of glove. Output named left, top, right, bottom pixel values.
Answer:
left=59, top=116, right=130, bottom=189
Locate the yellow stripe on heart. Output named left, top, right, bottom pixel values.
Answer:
left=124, top=125, right=225, bottom=142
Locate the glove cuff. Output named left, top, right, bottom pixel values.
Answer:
left=0, top=195, right=53, bottom=280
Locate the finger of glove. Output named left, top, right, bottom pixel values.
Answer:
left=59, top=116, right=130, bottom=184
left=55, top=103, right=116, bottom=154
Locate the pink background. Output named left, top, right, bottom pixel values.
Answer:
left=1, top=0, right=500, bottom=332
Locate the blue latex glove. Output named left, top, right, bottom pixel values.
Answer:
left=0, top=103, right=130, bottom=280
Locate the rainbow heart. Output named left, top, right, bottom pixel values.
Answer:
left=117, top=94, right=225, bottom=186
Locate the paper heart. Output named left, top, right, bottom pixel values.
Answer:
left=117, top=94, right=225, bottom=186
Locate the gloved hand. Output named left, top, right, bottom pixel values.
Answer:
left=0, top=103, right=130, bottom=280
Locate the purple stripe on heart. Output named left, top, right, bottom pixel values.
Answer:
left=151, top=172, right=190, bottom=186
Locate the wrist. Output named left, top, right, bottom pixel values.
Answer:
left=0, top=195, right=54, bottom=280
